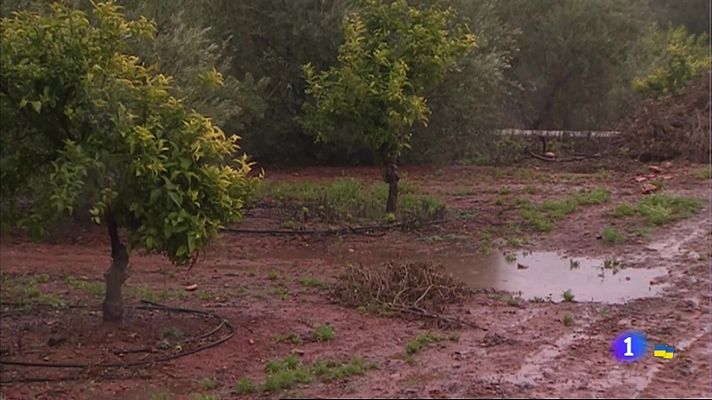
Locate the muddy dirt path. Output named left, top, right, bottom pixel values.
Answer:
left=0, top=163, right=710, bottom=399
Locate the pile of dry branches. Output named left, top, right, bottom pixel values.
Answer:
left=617, top=72, right=710, bottom=162
left=332, top=261, right=469, bottom=314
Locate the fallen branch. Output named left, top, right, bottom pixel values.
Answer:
left=528, top=149, right=601, bottom=163
left=386, top=304, right=487, bottom=331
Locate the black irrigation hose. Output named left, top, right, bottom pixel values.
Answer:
left=221, top=218, right=448, bottom=236
left=0, top=301, right=234, bottom=375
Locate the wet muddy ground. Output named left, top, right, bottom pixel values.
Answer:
left=1, top=162, right=710, bottom=399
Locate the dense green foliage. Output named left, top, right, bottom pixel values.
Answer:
left=1, top=0, right=709, bottom=166
left=302, top=0, right=475, bottom=161
left=633, top=25, right=710, bottom=96
left=0, top=2, right=256, bottom=263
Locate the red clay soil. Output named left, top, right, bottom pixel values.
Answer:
left=0, top=163, right=710, bottom=399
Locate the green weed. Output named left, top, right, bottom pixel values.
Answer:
left=312, top=325, right=335, bottom=342
left=601, top=225, right=625, bottom=244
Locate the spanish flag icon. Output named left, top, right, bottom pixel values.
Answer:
left=653, top=344, right=675, bottom=359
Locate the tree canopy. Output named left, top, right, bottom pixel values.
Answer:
left=0, top=1, right=257, bottom=319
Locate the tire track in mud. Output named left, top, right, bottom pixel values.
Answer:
left=520, top=214, right=711, bottom=398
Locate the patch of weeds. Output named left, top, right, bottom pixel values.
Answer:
left=497, top=293, right=523, bottom=307
left=531, top=296, right=547, bottom=303
left=132, top=286, right=176, bottom=303
left=272, top=284, right=290, bottom=300
left=523, top=185, right=537, bottom=194
left=541, top=198, right=577, bottom=219
left=257, top=178, right=444, bottom=224
left=312, top=357, right=366, bottom=382
left=569, top=259, right=581, bottom=270
left=312, top=325, right=335, bottom=342
left=562, top=313, right=574, bottom=327
left=521, top=207, right=552, bottom=232
left=602, top=257, right=624, bottom=275
left=281, top=219, right=297, bottom=230
left=161, top=327, right=184, bottom=341
left=298, top=277, right=324, bottom=288
left=264, top=354, right=314, bottom=392
left=503, top=252, right=517, bottom=263
left=506, top=236, right=523, bottom=248
left=234, top=377, right=258, bottom=394
left=65, top=276, right=104, bottom=298
left=267, top=271, right=279, bottom=281
left=196, top=377, right=219, bottom=391
left=494, top=197, right=506, bottom=206
left=197, top=289, right=211, bottom=301
left=601, top=225, right=625, bottom=244
left=447, top=333, right=460, bottom=342
left=405, top=332, right=441, bottom=355
left=1, top=275, right=67, bottom=309
left=499, top=187, right=512, bottom=195
left=562, top=289, right=575, bottom=302
left=637, top=193, right=701, bottom=225
left=573, top=187, right=610, bottom=205
left=191, top=394, right=219, bottom=400
left=273, top=332, right=302, bottom=344
left=149, top=391, right=172, bottom=400
left=695, top=165, right=711, bottom=179
left=612, top=202, right=636, bottom=218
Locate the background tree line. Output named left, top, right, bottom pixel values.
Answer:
left=2, top=0, right=710, bottom=166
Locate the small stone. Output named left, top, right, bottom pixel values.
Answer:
left=648, top=165, right=662, bottom=173
left=544, top=152, right=556, bottom=158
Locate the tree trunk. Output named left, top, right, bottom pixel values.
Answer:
left=384, top=158, right=399, bottom=213
left=102, top=210, right=128, bottom=322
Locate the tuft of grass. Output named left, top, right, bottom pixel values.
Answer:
left=65, top=276, right=104, bottom=298
left=601, top=225, right=625, bottom=244
left=192, top=394, right=219, bottom=400
left=273, top=332, right=302, bottom=344
left=298, top=277, right=324, bottom=288
left=695, top=165, right=711, bottom=179
left=312, top=325, right=335, bottom=342
left=312, top=357, right=367, bottom=382
left=256, top=178, right=444, bottom=223
left=234, top=377, right=258, bottom=395
left=447, top=333, right=460, bottom=342
left=150, top=391, right=172, bottom=400
left=267, top=271, right=279, bottom=281
left=612, top=202, right=636, bottom=218
left=405, top=332, right=441, bottom=355
left=637, top=193, right=700, bottom=225
left=562, top=289, right=575, bottom=302
left=1, top=275, right=67, bottom=309
left=197, top=377, right=219, bottom=391
left=569, top=259, right=581, bottom=270
left=197, top=289, right=211, bottom=301
left=573, top=187, right=610, bottom=205
left=506, top=236, right=523, bottom=248
left=562, top=313, right=574, bottom=327
left=264, top=355, right=314, bottom=392
left=503, top=252, right=517, bottom=263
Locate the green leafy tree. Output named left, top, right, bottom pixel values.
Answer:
left=633, top=25, right=710, bottom=96
left=0, top=2, right=257, bottom=321
left=302, top=0, right=475, bottom=212
left=497, top=0, right=652, bottom=130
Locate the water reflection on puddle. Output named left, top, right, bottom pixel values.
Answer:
left=276, top=248, right=668, bottom=303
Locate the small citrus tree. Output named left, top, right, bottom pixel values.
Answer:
left=301, top=0, right=475, bottom=213
left=0, top=2, right=257, bottom=321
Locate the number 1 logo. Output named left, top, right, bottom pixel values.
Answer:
left=612, top=331, right=646, bottom=363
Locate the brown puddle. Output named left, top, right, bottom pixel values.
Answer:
left=268, top=247, right=668, bottom=303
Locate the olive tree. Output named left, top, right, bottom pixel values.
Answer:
left=0, top=2, right=257, bottom=321
left=301, top=0, right=475, bottom=213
